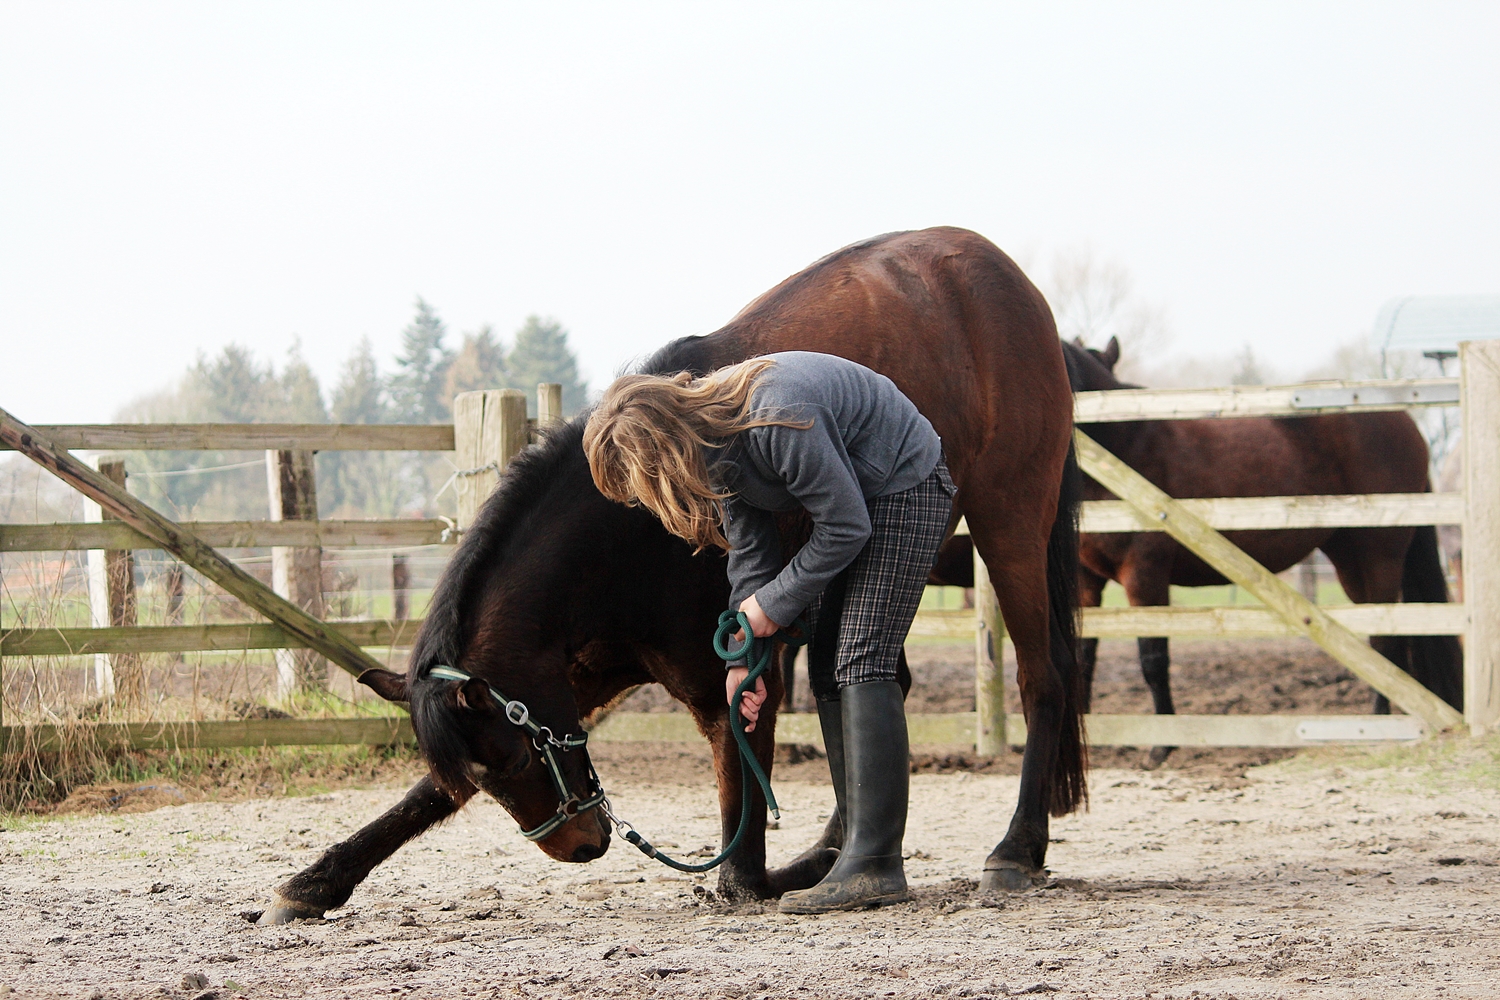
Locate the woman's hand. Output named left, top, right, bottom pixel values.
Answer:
left=738, top=594, right=781, bottom=638
left=725, top=666, right=768, bottom=732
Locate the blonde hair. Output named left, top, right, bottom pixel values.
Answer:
left=584, top=357, right=810, bottom=552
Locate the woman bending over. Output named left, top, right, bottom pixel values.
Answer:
left=584, top=351, right=954, bottom=913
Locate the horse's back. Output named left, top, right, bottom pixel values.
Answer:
left=1157, top=411, right=1429, bottom=499
left=659, top=227, right=1071, bottom=485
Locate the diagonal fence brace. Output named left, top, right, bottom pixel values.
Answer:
left=0, top=406, right=389, bottom=682
left=1074, top=429, right=1463, bottom=731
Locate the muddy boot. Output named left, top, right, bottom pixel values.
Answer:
left=819, top=696, right=847, bottom=842
left=780, top=681, right=910, bottom=914
left=769, top=698, right=847, bottom=893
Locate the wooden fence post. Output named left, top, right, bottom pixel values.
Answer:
left=97, top=459, right=144, bottom=704
left=267, top=449, right=326, bottom=698
left=1461, top=339, right=1500, bottom=735
left=974, top=545, right=1006, bottom=754
left=83, top=470, right=115, bottom=700
left=453, top=389, right=528, bottom=529
left=537, top=383, right=563, bottom=429
left=392, top=553, right=410, bottom=621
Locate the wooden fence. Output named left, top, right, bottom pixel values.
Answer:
left=4, top=345, right=1498, bottom=755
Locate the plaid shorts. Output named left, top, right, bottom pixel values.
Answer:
left=803, top=459, right=956, bottom=696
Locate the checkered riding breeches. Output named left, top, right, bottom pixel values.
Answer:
left=802, top=459, right=956, bottom=697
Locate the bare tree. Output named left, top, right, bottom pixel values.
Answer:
left=1038, top=247, right=1172, bottom=383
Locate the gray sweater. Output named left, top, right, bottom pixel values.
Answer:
left=713, top=352, right=943, bottom=627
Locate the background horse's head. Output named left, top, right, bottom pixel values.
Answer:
left=1063, top=335, right=1132, bottom=393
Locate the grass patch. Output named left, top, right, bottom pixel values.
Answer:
left=1, top=737, right=425, bottom=819
left=1258, top=730, right=1500, bottom=794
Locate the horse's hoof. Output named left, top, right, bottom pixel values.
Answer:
left=256, top=897, right=324, bottom=925
left=980, top=860, right=1045, bottom=892
left=1146, top=746, right=1176, bottom=769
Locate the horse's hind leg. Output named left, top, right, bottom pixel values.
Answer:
left=1077, top=569, right=1106, bottom=713
left=1120, top=551, right=1175, bottom=765
left=259, top=775, right=465, bottom=924
left=970, top=506, right=1066, bottom=889
left=1320, top=529, right=1410, bottom=715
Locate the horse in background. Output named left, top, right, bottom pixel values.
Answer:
left=927, top=338, right=1462, bottom=763
left=1071, top=338, right=1461, bottom=759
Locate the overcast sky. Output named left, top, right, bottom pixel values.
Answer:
left=2, top=3, right=1496, bottom=423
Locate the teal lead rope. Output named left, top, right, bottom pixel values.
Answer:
left=608, top=609, right=808, bottom=873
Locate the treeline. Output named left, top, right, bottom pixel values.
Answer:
left=115, top=301, right=589, bottom=521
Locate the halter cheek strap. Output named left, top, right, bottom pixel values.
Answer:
left=426, top=664, right=605, bottom=841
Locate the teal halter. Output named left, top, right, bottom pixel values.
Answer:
left=427, top=608, right=805, bottom=866
left=426, top=664, right=606, bottom=842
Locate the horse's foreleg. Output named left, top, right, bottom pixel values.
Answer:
left=258, top=775, right=465, bottom=924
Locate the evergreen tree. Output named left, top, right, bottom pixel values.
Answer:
left=182, top=344, right=275, bottom=422
left=444, top=325, right=510, bottom=398
left=389, top=298, right=454, bottom=423
left=506, top=315, right=589, bottom=415
left=330, top=338, right=389, bottom=424
left=276, top=342, right=329, bottom=423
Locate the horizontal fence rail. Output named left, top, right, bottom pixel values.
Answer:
left=1078, top=492, right=1463, bottom=532
left=0, top=710, right=1426, bottom=753
left=0, top=620, right=423, bottom=657
left=3, top=599, right=1464, bottom=659
left=1074, top=377, right=1459, bottom=423
left=5, top=423, right=457, bottom=452
left=909, top=604, right=1467, bottom=640
left=0, top=519, right=454, bottom=552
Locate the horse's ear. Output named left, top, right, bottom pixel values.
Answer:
left=357, top=668, right=408, bottom=703
left=454, top=677, right=497, bottom=713
left=1072, top=336, right=1087, bottom=349
left=1100, top=336, right=1121, bottom=370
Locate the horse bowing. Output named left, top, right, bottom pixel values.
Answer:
left=260, top=227, right=1084, bottom=921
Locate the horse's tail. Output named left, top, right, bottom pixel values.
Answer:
left=1399, top=523, right=1464, bottom=711
left=1047, top=439, right=1088, bottom=815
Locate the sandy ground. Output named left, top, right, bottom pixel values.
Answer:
left=2, top=736, right=1497, bottom=1000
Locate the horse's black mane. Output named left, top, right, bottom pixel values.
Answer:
left=407, top=418, right=593, bottom=793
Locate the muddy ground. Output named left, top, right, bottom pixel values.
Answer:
left=3, top=638, right=1496, bottom=999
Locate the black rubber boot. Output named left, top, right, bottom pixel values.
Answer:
left=780, top=681, right=910, bottom=913
left=819, top=697, right=848, bottom=831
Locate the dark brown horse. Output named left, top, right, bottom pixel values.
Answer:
left=931, top=339, right=1463, bottom=756
left=258, top=227, right=1084, bottom=923
left=1065, top=339, right=1462, bottom=757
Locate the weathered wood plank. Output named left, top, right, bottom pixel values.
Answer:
left=0, top=620, right=424, bottom=656
left=589, top=712, right=1424, bottom=748
left=1462, top=339, right=1500, bottom=735
left=1079, top=493, right=1464, bottom=532
left=1074, top=378, right=1458, bottom=423
left=0, top=717, right=413, bottom=752
left=0, top=404, right=388, bottom=682
left=0, top=711, right=1423, bottom=752
left=6, top=424, right=455, bottom=452
left=910, top=603, right=1467, bottom=639
left=1081, top=603, right=1467, bottom=637
left=973, top=550, right=1005, bottom=753
left=1074, top=429, right=1464, bottom=730
left=0, top=519, right=452, bottom=552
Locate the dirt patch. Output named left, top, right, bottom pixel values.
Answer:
left=1, top=741, right=1496, bottom=999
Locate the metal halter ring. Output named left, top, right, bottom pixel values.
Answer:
left=504, top=701, right=530, bottom=727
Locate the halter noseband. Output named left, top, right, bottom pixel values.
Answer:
left=427, top=664, right=606, bottom=842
